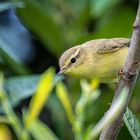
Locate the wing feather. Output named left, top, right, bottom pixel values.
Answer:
left=95, top=38, right=130, bottom=54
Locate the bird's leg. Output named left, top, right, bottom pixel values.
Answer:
left=118, top=68, right=136, bottom=81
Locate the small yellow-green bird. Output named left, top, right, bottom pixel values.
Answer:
left=58, top=38, right=130, bottom=83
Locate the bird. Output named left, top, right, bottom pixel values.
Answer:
left=58, top=38, right=130, bottom=83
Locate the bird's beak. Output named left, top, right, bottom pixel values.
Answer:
left=57, top=67, right=66, bottom=75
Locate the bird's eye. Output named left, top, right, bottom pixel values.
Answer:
left=71, top=58, right=76, bottom=63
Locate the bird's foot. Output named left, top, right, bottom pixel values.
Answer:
left=118, top=68, right=136, bottom=81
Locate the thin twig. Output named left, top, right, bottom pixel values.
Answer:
left=99, top=1, right=140, bottom=139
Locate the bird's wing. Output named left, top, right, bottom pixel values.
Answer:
left=96, top=38, right=130, bottom=54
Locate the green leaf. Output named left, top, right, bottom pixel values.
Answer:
left=0, top=2, right=23, bottom=12
left=0, top=124, right=12, bottom=140
left=90, top=0, right=121, bottom=18
left=25, top=67, right=55, bottom=127
left=0, top=3, right=33, bottom=74
left=96, top=7, right=134, bottom=37
left=0, top=44, right=30, bottom=75
left=75, top=6, right=135, bottom=43
left=4, top=73, right=63, bottom=108
left=47, top=94, right=68, bottom=139
left=124, top=108, right=140, bottom=140
left=18, top=0, right=64, bottom=56
left=5, top=75, right=40, bottom=106
left=67, top=1, right=90, bottom=44
left=56, top=81, right=75, bottom=125
left=87, top=88, right=128, bottom=140
left=0, top=74, right=28, bottom=140
left=29, top=119, right=59, bottom=140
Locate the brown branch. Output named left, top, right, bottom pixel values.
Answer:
left=99, top=1, right=140, bottom=140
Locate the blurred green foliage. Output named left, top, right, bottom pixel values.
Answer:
left=0, top=0, right=140, bottom=140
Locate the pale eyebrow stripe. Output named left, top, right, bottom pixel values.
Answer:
left=71, top=48, right=80, bottom=58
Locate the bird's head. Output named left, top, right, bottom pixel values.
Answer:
left=58, top=45, right=88, bottom=77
